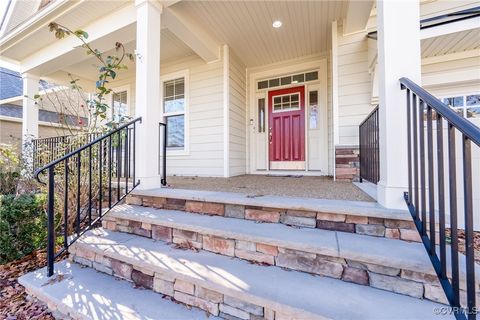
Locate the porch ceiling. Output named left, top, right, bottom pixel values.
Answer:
left=173, top=0, right=349, bottom=67
left=421, top=28, right=480, bottom=58
left=56, top=29, right=194, bottom=82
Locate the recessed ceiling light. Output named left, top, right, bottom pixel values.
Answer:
left=272, top=20, right=282, bottom=28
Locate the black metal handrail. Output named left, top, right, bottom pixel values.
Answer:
left=359, top=105, right=380, bottom=184
left=401, top=78, right=479, bottom=320
left=35, top=117, right=142, bottom=277
left=159, top=122, right=167, bottom=186
left=33, top=132, right=102, bottom=172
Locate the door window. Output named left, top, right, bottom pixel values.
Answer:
left=272, top=93, right=300, bottom=112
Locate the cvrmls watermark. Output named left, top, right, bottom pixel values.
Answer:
left=434, top=306, right=478, bottom=315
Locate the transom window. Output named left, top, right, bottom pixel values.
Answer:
left=163, top=77, right=186, bottom=149
left=257, top=71, right=318, bottom=91
left=272, top=93, right=300, bottom=112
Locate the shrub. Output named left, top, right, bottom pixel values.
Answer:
left=0, top=193, right=48, bottom=264
left=0, top=144, right=21, bottom=195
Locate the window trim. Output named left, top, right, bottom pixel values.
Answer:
left=110, top=84, right=131, bottom=121
left=161, top=70, right=189, bottom=156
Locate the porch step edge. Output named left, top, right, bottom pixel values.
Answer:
left=131, top=188, right=411, bottom=221
left=105, top=205, right=480, bottom=292
left=107, top=204, right=429, bottom=275
left=18, top=260, right=218, bottom=320
left=70, top=228, right=451, bottom=320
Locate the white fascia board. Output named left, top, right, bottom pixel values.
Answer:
left=20, top=4, right=136, bottom=75
left=0, top=0, right=75, bottom=51
left=163, top=7, right=220, bottom=63
left=421, top=16, right=480, bottom=39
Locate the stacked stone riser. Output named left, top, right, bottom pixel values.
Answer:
left=68, top=247, right=319, bottom=320
left=125, top=195, right=422, bottom=243
left=100, top=215, right=479, bottom=306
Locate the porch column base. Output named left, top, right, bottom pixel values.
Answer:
left=135, top=176, right=161, bottom=190
left=376, top=181, right=407, bottom=210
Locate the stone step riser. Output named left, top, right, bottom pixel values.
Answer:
left=101, top=216, right=455, bottom=304
left=69, top=247, right=323, bottom=320
left=126, top=195, right=421, bottom=243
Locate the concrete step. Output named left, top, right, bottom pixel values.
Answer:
left=69, top=228, right=451, bottom=320
left=18, top=260, right=218, bottom=320
left=102, top=204, right=479, bottom=303
left=127, top=188, right=422, bottom=243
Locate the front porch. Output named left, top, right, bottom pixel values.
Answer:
left=165, top=174, right=374, bottom=202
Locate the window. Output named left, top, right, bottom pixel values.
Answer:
left=441, top=93, right=480, bottom=119
left=466, top=94, right=480, bottom=118
left=258, top=98, right=265, bottom=133
left=272, top=93, right=300, bottom=112
left=257, top=70, right=319, bottom=90
left=112, top=90, right=128, bottom=122
left=163, top=77, right=186, bottom=149
left=309, top=91, right=318, bottom=129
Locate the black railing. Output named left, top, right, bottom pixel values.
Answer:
left=159, top=122, right=167, bottom=186
left=359, top=105, right=380, bottom=184
left=33, top=132, right=101, bottom=172
left=401, top=78, right=479, bottom=320
left=35, top=117, right=141, bottom=277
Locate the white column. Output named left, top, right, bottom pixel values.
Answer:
left=223, top=44, right=230, bottom=178
left=22, top=73, right=40, bottom=173
left=134, top=0, right=162, bottom=189
left=376, top=0, right=421, bottom=209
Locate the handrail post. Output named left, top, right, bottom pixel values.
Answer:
left=47, top=166, right=55, bottom=277
left=161, top=122, right=167, bottom=186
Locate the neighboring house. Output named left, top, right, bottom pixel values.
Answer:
left=0, top=67, right=89, bottom=148
left=2, top=1, right=480, bottom=319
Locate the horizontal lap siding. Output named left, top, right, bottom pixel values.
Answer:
left=162, top=55, right=224, bottom=177
left=337, top=24, right=375, bottom=146
left=229, top=50, right=247, bottom=176
left=423, top=56, right=480, bottom=89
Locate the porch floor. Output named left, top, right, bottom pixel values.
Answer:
left=165, top=175, right=374, bottom=202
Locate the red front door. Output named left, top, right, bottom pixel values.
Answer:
left=268, top=86, right=305, bottom=170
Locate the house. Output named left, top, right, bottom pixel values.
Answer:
left=0, top=67, right=90, bottom=149
left=1, top=0, right=479, bottom=319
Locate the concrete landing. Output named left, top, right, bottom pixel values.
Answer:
left=18, top=261, right=217, bottom=320
left=73, top=228, right=451, bottom=320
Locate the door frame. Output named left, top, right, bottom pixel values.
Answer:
left=268, top=85, right=306, bottom=170
left=247, top=57, right=329, bottom=175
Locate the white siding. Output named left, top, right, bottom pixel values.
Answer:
left=422, top=56, right=480, bottom=91
left=229, top=50, right=247, bottom=176
left=161, top=55, right=225, bottom=177
left=337, top=24, right=375, bottom=146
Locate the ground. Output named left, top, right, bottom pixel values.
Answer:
left=0, top=250, right=55, bottom=320
left=167, top=175, right=374, bottom=201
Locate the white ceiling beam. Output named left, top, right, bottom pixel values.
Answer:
left=421, top=16, right=480, bottom=39
left=343, top=0, right=374, bottom=35
left=162, top=7, right=219, bottom=63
